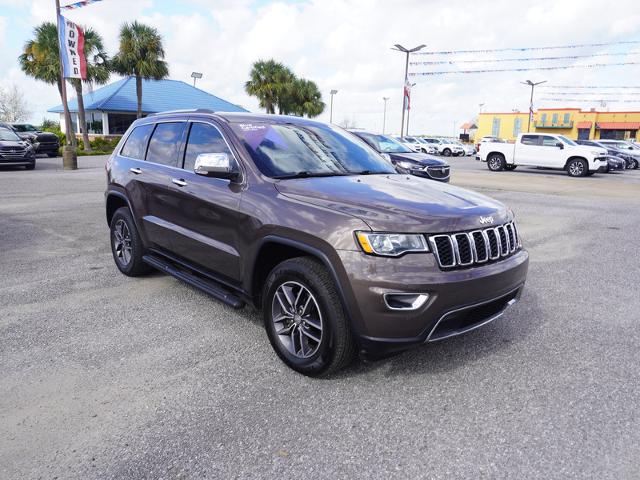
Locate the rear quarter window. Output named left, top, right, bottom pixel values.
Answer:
left=120, top=124, right=154, bottom=160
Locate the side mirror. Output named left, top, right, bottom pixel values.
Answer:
left=556, top=142, right=564, bottom=149
left=194, top=153, right=238, bottom=180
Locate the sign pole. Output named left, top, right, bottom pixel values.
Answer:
left=55, top=0, right=78, bottom=169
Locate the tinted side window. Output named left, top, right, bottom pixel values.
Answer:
left=183, top=123, right=232, bottom=171
left=121, top=124, right=154, bottom=160
left=521, top=135, right=540, bottom=146
left=147, top=122, right=186, bottom=167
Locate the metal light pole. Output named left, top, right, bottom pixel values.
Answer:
left=521, top=80, right=546, bottom=132
left=479, top=103, right=485, bottom=113
left=392, top=44, right=426, bottom=137
left=55, top=0, right=77, bottom=169
left=405, top=83, right=416, bottom=136
left=329, top=89, right=338, bottom=123
left=191, top=71, right=203, bottom=87
left=382, top=97, right=389, bottom=134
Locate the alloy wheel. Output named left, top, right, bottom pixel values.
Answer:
left=113, top=219, right=132, bottom=266
left=271, top=281, right=323, bottom=359
left=489, top=156, right=502, bottom=170
left=569, top=161, right=584, bottom=176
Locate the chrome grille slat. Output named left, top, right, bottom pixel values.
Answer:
left=429, top=222, right=521, bottom=270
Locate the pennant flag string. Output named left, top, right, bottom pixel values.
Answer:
left=411, top=40, right=640, bottom=55
left=60, top=0, right=103, bottom=10
left=410, top=51, right=640, bottom=66
left=409, top=62, right=640, bottom=76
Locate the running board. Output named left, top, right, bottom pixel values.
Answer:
left=142, top=254, right=245, bottom=309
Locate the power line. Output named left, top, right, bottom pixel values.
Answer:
left=539, top=91, right=640, bottom=96
left=541, top=85, right=640, bottom=89
left=411, top=40, right=640, bottom=55
left=540, top=98, right=640, bottom=103
left=409, top=61, right=640, bottom=76
left=410, top=51, right=640, bottom=66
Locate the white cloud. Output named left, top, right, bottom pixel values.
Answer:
left=2, top=0, right=640, bottom=133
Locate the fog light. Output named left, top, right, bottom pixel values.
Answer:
left=383, top=293, right=429, bottom=311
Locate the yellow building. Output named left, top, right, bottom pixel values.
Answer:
left=476, top=108, right=640, bottom=142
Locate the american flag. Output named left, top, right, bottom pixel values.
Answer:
left=404, top=78, right=412, bottom=111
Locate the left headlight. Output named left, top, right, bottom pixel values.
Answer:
left=355, top=231, right=429, bottom=257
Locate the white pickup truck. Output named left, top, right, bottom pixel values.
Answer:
left=479, top=133, right=608, bottom=177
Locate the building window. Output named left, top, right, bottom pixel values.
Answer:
left=563, top=113, right=570, bottom=125
left=108, top=113, right=138, bottom=135
left=513, top=117, right=522, bottom=137
left=492, top=117, right=501, bottom=137
left=540, top=113, right=547, bottom=125
left=552, top=113, right=559, bottom=125
left=85, top=111, right=103, bottom=134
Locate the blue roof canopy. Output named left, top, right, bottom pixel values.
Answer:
left=49, top=77, right=248, bottom=114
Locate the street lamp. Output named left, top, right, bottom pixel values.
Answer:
left=191, top=71, right=203, bottom=87
left=382, top=97, right=390, bottom=134
left=521, top=79, right=546, bottom=132
left=329, top=89, right=338, bottom=123
left=392, top=43, right=426, bottom=137
left=479, top=103, right=485, bottom=113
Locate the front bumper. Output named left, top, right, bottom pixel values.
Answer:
left=337, top=248, right=529, bottom=357
left=37, top=143, right=60, bottom=154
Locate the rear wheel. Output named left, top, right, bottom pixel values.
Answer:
left=566, top=158, right=588, bottom=177
left=487, top=153, right=505, bottom=171
left=442, top=148, right=452, bottom=157
left=110, top=207, right=152, bottom=276
left=263, top=257, right=356, bottom=377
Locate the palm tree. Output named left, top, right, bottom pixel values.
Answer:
left=70, top=28, right=109, bottom=152
left=112, top=21, right=169, bottom=119
left=19, top=22, right=76, bottom=147
left=290, top=78, right=325, bottom=118
left=245, top=59, right=294, bottom=114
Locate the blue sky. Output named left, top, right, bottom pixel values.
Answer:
left=1, top=0, right=640, bottom=133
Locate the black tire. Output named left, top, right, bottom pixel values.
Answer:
left=487, top=153, right=505, bottom=171
left=109, top=207, right=152, bottom=276
left=633, top=159, right=639, bottom=169
left=25, top=162, right=35, bottom=170
left=566, top=158, right=588, bottom=177
left=262, top=257, right=356, bottom=377
left=442, top=148, right=452, bottom=157
left=504, top=164, right=517, bottom=171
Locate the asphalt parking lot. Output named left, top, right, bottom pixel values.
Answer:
left=1, top=155, right=639, bottom=479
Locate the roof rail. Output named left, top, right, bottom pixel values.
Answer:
left=150, top=108, right=215, bottom=116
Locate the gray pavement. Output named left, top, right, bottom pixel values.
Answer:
left=1, top=155, right=639, bottom=479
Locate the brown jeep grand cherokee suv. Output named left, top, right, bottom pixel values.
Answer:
left=106, top=111, right=528, bottom=376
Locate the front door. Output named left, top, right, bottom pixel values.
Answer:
left=539, top=135, right=566, bottom=168
left=159, top=120, right=245, bottom=283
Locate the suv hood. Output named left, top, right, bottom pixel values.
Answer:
left=275, top=174, right=510, bottom=233
left=573, top=145, right=606, bottom=156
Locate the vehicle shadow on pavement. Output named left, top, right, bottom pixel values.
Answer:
left=333, top=288, right=545, bottom=378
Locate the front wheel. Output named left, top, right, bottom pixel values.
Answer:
left=263, top=257, right=356, bottom=377
left=442, top=148, right=452, bottom=157
left=487, top=153, right=505, bottom=171
left=633, top=159, right=639, bottom=169
left=566, top=158, right=588, bottom=177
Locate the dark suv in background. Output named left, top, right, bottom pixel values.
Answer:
left=106, top=111, right=528, bottom=376
left=11, top=123, right=60, bottom=157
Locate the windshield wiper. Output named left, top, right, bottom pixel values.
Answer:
left=272, top=171, right=350, bottom=180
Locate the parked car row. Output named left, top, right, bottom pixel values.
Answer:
left=0, top=125, right=37, bottom=170
left=0, top=122, right=60, bottom=158
left=478, top=133, right=639, bottom=177
left=394, top=136, right=475, bottom=157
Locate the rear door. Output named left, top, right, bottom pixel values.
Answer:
left=139, top=121, right=188, bottom=253
left=515, top=134, right=542, bottom=165
left=157, top=120, right=245, bottom=283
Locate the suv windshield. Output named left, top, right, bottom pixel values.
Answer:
left=356, top=132, right=412, bottom=153
left=559, top=136, right=577, bottom=146
left=0, top=128, right=21, bottom=141
left=231, top=121, right=396, bottom=178
left=12, top=124, right=37, bottom=132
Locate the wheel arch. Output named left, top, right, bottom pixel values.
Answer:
left=564, top=156, right=587, bottom=170
left=105, top=191, right=130, bottom=226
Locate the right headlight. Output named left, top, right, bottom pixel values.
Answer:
left=355, top=231, right=429, bottom=257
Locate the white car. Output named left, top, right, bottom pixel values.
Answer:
left=596, top=140, right=640, bottom=166
left=414, top=138, right=439, bottom=155
left=479, top=133, right=608, bottom=177
left=421, top=137, right=465, bottom=157
left=451, top=140, right=476, bottom=156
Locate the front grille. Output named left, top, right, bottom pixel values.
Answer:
left=429, top=222, right=521, bottom=270
left=426, top=165, right=450, bottom=179
left=0, top=147, right=27, bottom=159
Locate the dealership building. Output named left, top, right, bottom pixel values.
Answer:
left=49, top=76, right=248, bottom=137
left=476, top=108, right=640, bottom=142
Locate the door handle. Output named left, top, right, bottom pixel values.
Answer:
left=129, top=167, right=142, bottom=174
left=171, top=178, right=188, bottom=187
